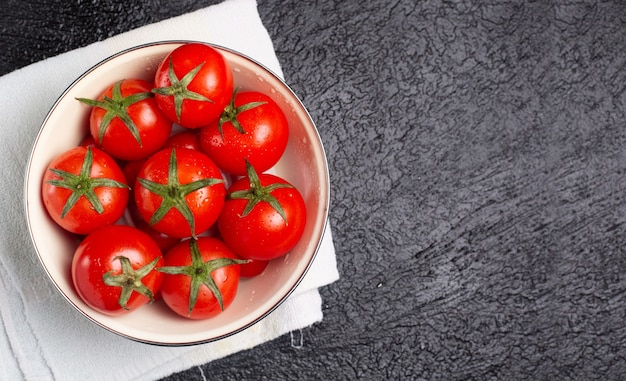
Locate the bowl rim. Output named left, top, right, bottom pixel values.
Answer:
left=23, top=40, right=330, bottom=346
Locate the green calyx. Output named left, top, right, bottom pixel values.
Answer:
left=228, top=160, right=293, bottom=224
left=76, top=80, right=152, bottom=147
left=136, top=148, right=223, bottom=238
left=46, top=146, right=129, bottom=218
left=152, top=59, right=213, bottom=123
left=102, top=255, right=161, bottom=310
left=217, top=88, right=267, bottom=137
left=157, top=239, right=248, bottom=316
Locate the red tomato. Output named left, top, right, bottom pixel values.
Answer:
left=163, top=130, right=202, bottom=151
left=200, top=90, right=289, bottom=176
left=135, top=219, right=181, bottom=253
left=218, top=161, right=306, bottom=260
left=77, top=79, right=173, bottom=161
left=158, top=237, right=245, bottom=319
left=42, top=146, right=129, bottom=235
left=134, top=147, right=226, bottom=238
left=123, top=159, right=182, bottom=252
left=239, top=258, right=269, bottom=278
left=152, top=43, right=234, bottom=129
left=79, top=135, right=97, bottom=148
left=71, top=225, right=164, bottom=315
left=122, top=159, right=146, bottom=185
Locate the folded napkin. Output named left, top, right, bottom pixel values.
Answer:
left=0, top=0, right=339, bottom=379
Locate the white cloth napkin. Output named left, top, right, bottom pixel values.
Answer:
left=0, top=0, right=339, bottom=379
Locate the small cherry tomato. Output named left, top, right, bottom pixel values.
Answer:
left=239, top=258, right=269, bottom=278
left=218, top=161, right=306, bottom=260
left=200, top=90, right=289, bottom=176
left=79, top=135, right=97, bottom=148
left=71, top=225, right=164, bottom=315
left=158, top=237, right=246, bottom=319
left=77, top=79, right=173, bottom=161
left=42, top=146, right=129, bottom=235
left=133, top=215, right=182, bottom=253
left=123, top=160, right=182, bottom=252
left=122, top=159, right=146, bottom=185
left=134, top=147, right=226, bottom=238
left=163, top=130, right=202, bottom=151
left=152, top=43, right=234, bottom=129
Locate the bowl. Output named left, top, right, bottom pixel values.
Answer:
left=24, top=41, right=329, bottom=345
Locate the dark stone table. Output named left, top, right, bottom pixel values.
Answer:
left=3, top=1, right=626, bottom=379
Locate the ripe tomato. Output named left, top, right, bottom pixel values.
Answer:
left=152, top=43, right=234, bottom=129
left=77, top=79, right=173, bottom=161
left=218, top=161, right=306, bottom=260
left=199, top=90, right=289, bottom=176
left=158, top=237, right=245, bottom=319
left=134, top=147, right=226, bottom=238
left=163, top=130, right=202, bottom=151
left=71, top=225, right=164, bottom=316
left=42, top=146, right=129, bottom=235
left=79, top=135, right=97, bottom=148
left=121, top=159, right=146, bottom=185
left=122, top=159, right=181, bottom=252
left=133, top=217, right=182, bottom=253
left=239, top=258, right=269, bottom=278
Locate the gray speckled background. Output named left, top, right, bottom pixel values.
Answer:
left=3, top=1, right=626, bottom=379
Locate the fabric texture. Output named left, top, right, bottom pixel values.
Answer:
left=0, top=0, right=338, bottom=380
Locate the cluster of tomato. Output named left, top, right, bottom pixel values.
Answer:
left=41, top=43, right=306, bottom=320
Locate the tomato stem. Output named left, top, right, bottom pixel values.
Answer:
left=227, top=160, right=293, bottom=224
left=217, top=87, right=267, bottom=137
left=102, top=255, right=161, bottom=310
left=151, top=59, right=213, bottom=123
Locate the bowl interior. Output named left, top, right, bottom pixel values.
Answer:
left=24, top=42, right=329, bottom=345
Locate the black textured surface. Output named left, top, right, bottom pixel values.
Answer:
left=4, top=0, right=626, bottom=380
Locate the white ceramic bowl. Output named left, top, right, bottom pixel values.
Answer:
left=24, top=41, right=329, bottom=345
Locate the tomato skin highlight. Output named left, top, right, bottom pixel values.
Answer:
left=42, top=146, right=129, bottom=235
left=200, top=91, right=289, bottom=176
left=133, top=148, right=226, bottom=238
left=71, top=225, right=164, bottom=316
left=159, top=237, right=241, bottom=319
left=218, top=173, right=306, bottom=261
left=84, top=79, right=173, bottom=161
left=153, top=43, right=234, bottom=129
